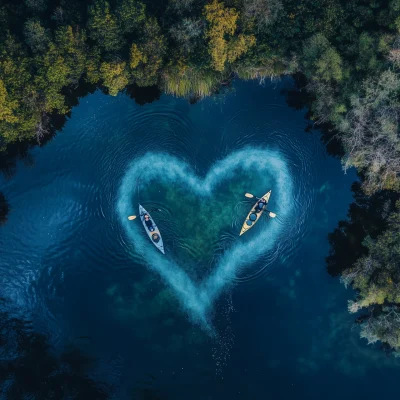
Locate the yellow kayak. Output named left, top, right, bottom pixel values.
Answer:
left=239, top=190, right=272, bottom=236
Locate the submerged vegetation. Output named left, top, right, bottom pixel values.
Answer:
left=1, top=0, right=400, bottom=353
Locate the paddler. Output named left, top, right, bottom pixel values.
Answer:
left=144, top=214, right=155, bottom=232
left=256, top=198, right=267, bottom=212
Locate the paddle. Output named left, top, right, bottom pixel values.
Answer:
left=245, top=192, right=258, bottom=199
left=244, top=193, right=277, bottom=218
left=128, top=213, right=151, bottom=220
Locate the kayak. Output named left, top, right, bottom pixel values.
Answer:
left=139, top=204, right=165, bottom=254
left=239, top=190, right=272, bottom=236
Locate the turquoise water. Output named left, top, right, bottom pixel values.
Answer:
left=1, top=79, right=398, bottom=398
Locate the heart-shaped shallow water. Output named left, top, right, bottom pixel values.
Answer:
left=117, top=147, right=293, bottom=330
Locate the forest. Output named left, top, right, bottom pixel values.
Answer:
left=1, top=0, right=400, bottom=353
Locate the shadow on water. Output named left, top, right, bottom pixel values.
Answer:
left=280, top=73, right=309, bottom=111
left=0, top=192, right=9, bottom=225
left=281, top=72, right=345, bottom=158
left=0, top=140, right=36, bottom=179
left=0, top=298, right=110, bottom=400
left=326, top=182, right=398, bottom=277
left=126, top=84, right=162, bottom=105
left=0, top=78, right=98, bottom=180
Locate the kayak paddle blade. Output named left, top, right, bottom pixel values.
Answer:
left=269, top=212, right=277, bottom=218
left=245, top=193, right=254, bottom=198
left=128, top=215, right=137, bottom=220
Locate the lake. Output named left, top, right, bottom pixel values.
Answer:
left=1, top=79, right=398, bottom=399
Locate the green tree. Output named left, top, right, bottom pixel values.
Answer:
left=115, top=0, right=146, bottom=34
left=302, top=34, right=343, bottom=83
left=23, top=18, right=50, bottom=53
left=0, top=79, right=18, bottom=123
left=242, top=0, right=283, bottom=31
left=85, top=47, right=102, bottom=84
left=130, top=18, right=166, bottom=86
left=34, top=42, right=71, bottom=113
left=169, top=18, right=203, bottom=55
left=100, top=61, right=129, bottom=95
left=341, top=205, right=400, bottom=351
left=54, top=25, right=88, bottom=86
left=24, top=0, right=48, bottom=12
left=0, top=34, right=39, bottom=142
left=87, top=0, right=123, bottom=52
left=355, top=32, right=379, bottom=72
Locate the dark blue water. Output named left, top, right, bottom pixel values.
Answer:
left=1, top=79, right=398, bottom=399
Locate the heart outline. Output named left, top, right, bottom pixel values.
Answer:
left=117, top=148, right=293, bottom=331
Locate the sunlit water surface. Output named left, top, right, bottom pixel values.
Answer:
left=1, top=79, right=399, bottom=399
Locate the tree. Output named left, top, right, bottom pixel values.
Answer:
left=129, top=18, right=166, bottom=86
left=169, top=18, right=203, bottom=55
left=204, top=0, right=238, bottom=71
left=339, top=70, right=400, bottom=193
left=87, top=0, right=123, bottom=52
left=168, top=0, right=196, bottom=14
left=242, top=0, right=283, bottom=31
left=100, top=61, right=129, bottom=95
left=23, top=18, right=50, bottom=53
left=344, top=207, right=400, bottom=312
left=129, top=43, right=145, bottom=69
left=0, top=79, right=18, bottom=123
left=115, top=0, right=146, bottom=34
left=359, top=306, right=400, bottom=351
left=338, top=204, right=400, bottom=351
left=204, top=0, right=255, bottom=71
left=24, top=0, right=48, bottom=13
left=34, top=43, right=71, bottom=113
left=0, top=34, right=40, bottom=142
left=227, top=34, right=256, bottom=63
left=302, top=34, right=343, bottom=83
left=55, top=25, right=88, bottom=87
left=85, top=47, right=102, bottom=84
left=355, top=32, right=379, bottom=72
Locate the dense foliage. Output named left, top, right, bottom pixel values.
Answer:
left=0, top=0, right=399, bottom=193
left=327, top=183, right=400, bottom=353
left=344, top=205, right=400, bottom=350
left=2, top=0, right=400, bottom=352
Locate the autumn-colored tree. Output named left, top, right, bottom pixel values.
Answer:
left=204, top=0, right=255, bottom=71
left=227, top=34, right=256, bottom=63
left=129, top=43, right=146, bottom=69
